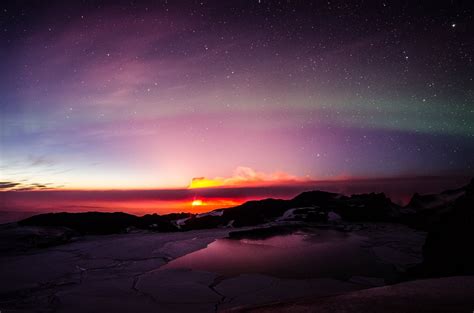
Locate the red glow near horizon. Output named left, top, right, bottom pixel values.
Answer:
left=0, top=193, right=246, bottom=215
left=1, top=176, right=471, bottom=216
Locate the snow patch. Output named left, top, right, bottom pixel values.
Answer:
left=196, top=210, right=224, bottom=218
left=276, top=208, right=299, bottom=221
left=175, top=217, right=191, bottom=227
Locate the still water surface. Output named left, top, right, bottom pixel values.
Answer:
left=162, top=230, right=392, bottom=280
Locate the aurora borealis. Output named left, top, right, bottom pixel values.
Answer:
left=1, top=1, right=473, bottom=213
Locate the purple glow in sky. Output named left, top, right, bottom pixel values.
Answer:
left=1, top=1, right=473, bottom=196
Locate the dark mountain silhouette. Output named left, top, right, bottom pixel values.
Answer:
left=18, top=190, right=400, bottom=233
left=408, top=178, right=474, bottom=277
left=19, top=212, right=139, bottom=235
left=17, top=178, right=474, bottom=278
left=401, top=180, right=469, bottom=230
left=181, top=190, right=399, bottom=230
left=19, top=212, right=192, bottom=235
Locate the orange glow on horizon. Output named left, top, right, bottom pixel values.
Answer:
left=191, top=199, right=203, bottom=206
left=3, top=196, right=245, bottom=215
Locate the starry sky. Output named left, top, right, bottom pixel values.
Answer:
left=0, top=1, right=473, bottom=213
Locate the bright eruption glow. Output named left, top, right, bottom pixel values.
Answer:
left=191, top=199, right=204, bottom=206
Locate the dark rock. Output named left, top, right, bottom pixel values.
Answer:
left=401, top=179, right=470, bottom=230
left=0, top=223, right=75, bottom=253
left=19, top=212, right=139, bottom=235
left=291, top=190, right=342, bottom=207
left=180, top=214, right=225, bottom=230
left=418, top=180, right=474, bottom=276
left=290, top=207, right=328, bottom=222
left=222, top=198, right=293, bottom=227
left=406, top=178, right=474, bottom=277
left=136, top=213, right=189, bottom=232
left=18, top=211, right=191, bottom=235
left=180, top=190, right=398, bottom=230
left=336, top=193, right=400, bottom=222
left=407, top=193, right=443, bottom=210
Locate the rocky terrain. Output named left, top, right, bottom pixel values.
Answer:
left=226, top=276, right=474, bottom=313
left=0, top=223, right=430, bottom=313
left=1, top=178, right=473, bottom=312
left=16, top=189, right=401, bottom=236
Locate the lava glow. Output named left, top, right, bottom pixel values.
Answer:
left=191, top=199, right=204, bottom=206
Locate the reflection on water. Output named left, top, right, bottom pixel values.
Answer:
left=162, top=230, right=393, bottom=280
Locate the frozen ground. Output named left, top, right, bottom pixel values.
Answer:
left=0, top=223, right=451, bottom=313
left=227, top=276, right=474, bottom=313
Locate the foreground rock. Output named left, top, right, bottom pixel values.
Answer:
left=400, top=178, right=471, bottom=230
left=410, top=178, right=474, bottom=277
left=225, top=276, right=474, bottom=313
left=0, top=223, right=74, bottom=254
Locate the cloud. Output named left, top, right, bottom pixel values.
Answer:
left=189, top=166, right=309, bottom=189
left=0, top=182, right=21, bottom=189
left=28, top=155, right=55, bottom=167
left=0, top=181, right=55, bottom=191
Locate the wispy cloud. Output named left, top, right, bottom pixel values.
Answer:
left=0, top=181, right=56, bottom=191
left=0, top=182, right=21, bottom=189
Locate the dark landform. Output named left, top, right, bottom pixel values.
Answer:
left=14, top=178, right=474, bottom=279
left=1, top=178, right=473, bottom=312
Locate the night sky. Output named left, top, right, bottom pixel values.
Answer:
left=1, top=1, right=473, bottom=211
